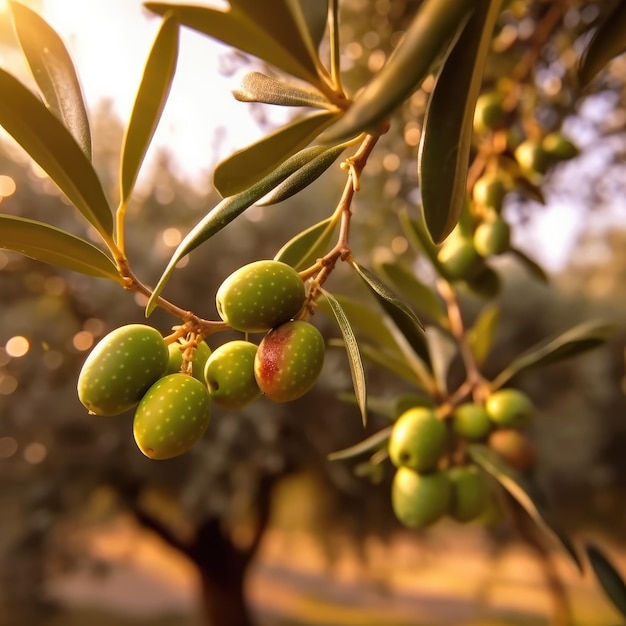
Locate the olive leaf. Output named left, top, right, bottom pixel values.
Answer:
left=469, top=444, right=583, bottom=572
left=418, top=0, right=503, bottom=243
left=510, top=248, right=549, bottom=283
left=424, top=326, right=457, bottom=394
left=273, top=216, right=337, bottom=271
left=376, top=261, right=447, bottom=326
left=233, top=71, right=329, bottom=107
left=145, top=1, right=324, bottom=89
left=317, top=294, right=401, bottom=353
left=585, top=543, right=626, bottom=620
left=322, top=289, right=367, bottom=426
left=120, top=13, right=179, bottom=206
left=398, top=210, right=446, bottom=274
left=258, top=143, right=346, bottom=206
left=146, top=145, right=329, bottom=315
left=353, top=341, right=428, bottom=388
left=10, top=1, right=92, bottom=159
left=327, top=426, right=392, bottom=461
left=492, top=319, right=615, bottom=389
left=349, top=259, right=430, bottom=366
left=214, top=110, right=339, bottom=197
left=321, top=0, right=473, bottom=143
left=579, top=0, right=626, bottom=87
left=0, top=215, right=122, bottom=283
left=0, top=68, right=113, bottom=237
left=337, top=392, right=397, bottom=421
left=299, top=0, right=329, bottom=50
left=468, top=304, right=500, bottom=366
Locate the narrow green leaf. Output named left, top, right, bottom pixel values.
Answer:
left=298, top=0, right=329, bottom=49
left=398, top=211, right=445, bottom=272
left=350, top=261, right=424, bottom=330
left=424, top=326, right=457, bottom=394
left=493, top=320, right=615, bottom=389
left=322, top=289, right=367, bottom=426
left=579, top=0, right=626, bottom=87
left=146, top=145, right=328, bottom=315
left=328, top=426, right=392, bottom=461
left=120, top=14, right=179, bottom=205
left=395, top=392, right=436, bottom=416
left=274, top=216, right=337, bottom=271
left=585, top=543, right=626, bottom=620
left=418, top=0, right=503, bottom=243
left=330, top=339, right=427, bottom=388
left=258, top=142, right=346, bottom=206
left=468, top=304, right=500, bottom=366
left=349, top=259, right=430, bottom=366
left=0, top=69, right=113, bottom=237
left=233, top=71, right=328, bottom=107
left=228, top=0, right=325, bottom=79
left=469, top=444, right=583, bottom=572
left=144, top=2, right=323, bottom=88
left=510, top=248, right=549, bottom=283
left=321, top=0, right=473, bottom=143
left=214, top=110, right=338, bottom=197
left=10, top=1, right=92, bottom=158
left=0, top=215, right=122, bottom=283
left=376, top=261, right=447, bottom=325
left=317, top=294, right=401, bottom=353
left=338, top=392, right=397, bottom=420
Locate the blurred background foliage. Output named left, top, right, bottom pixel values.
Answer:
left=1, top=0, right=626, bottom=625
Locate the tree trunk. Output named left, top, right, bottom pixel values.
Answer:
left=195, top=520, right=255, bottom=626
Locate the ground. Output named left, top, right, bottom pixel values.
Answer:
left=45, top=515, right=625, bottom=626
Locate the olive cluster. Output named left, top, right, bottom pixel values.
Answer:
left=388, top=388, right=535, bottom=529
left=436, top=90, right=579, bottom=294
left=76, top=261, right=325, bottom=460
left=77, top=324, right=211, bottom=460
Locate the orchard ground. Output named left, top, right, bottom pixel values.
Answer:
left=46, top=511, right=625, bottom=626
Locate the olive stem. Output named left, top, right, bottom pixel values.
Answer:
left=437, top=278, right=489, bottom=398
left=116, top=258, right=229, bottom=338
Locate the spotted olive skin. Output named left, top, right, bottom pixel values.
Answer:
left=392, top=467, right=452, bottom=529
left=204, top=340, right=262, bottom=409
left=133, top=373, right=210, bottom=460
left=254, top=320, right=325, bottom=402
left=77, top=324, right=168, bottom=416
left=388, top=407, right=448, bottom=472
left=166, top=339, right=212, bottom=382
left=216, top=260, right=306, bottom=333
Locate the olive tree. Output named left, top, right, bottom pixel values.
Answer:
left=1, top=1, right=626, bottom=625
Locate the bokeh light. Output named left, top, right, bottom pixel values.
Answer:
left=0, top=174, right=16, bottom=197
left=162, top=227, right=182, bottom=247
left=5, top=336, right=30, bottom=358
left=24, top=442, right=47, bottom=464
left=0, top=375, right=18, bottom=395
left=0, top=437, right=18, bottom=460
left=72, top=331, right=94, bottom=351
